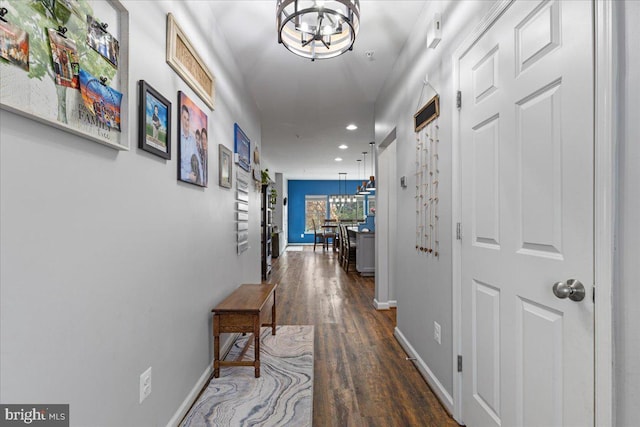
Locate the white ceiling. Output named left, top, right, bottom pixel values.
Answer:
left=208, top=0, right=427, bottom=179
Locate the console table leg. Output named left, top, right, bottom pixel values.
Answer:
left=213, top=314, right=220, bottom=378
left=254, top=315, right=261, bottom=377
left=272, top=292, right=277, bottom=336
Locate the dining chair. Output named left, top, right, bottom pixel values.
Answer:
left=338, top=224, right=346, bottom=266
left=340, top=224, right=357, bottom=271
left=312, top=218, right=324, bottom=251
left=323, top=219, right=338, bottom=252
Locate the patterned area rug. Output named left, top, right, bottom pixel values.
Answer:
left=181, top=325, right=314, bottom=427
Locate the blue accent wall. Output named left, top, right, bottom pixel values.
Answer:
left=288, top=180, right=362, bottom=244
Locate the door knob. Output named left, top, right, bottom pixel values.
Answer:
left=552, top=279, right=585, bottom=301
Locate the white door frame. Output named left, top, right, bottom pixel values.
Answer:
left=375, top=129, right=398, bottom=309
left=450, top=1, right=614, bottom=425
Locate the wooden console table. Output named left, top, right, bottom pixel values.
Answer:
left=212, top=283, right=277, bottom=378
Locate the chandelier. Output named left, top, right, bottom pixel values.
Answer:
left=330, top=172, right=355, bottom=205
left=276, top=0, right=361, bottom=61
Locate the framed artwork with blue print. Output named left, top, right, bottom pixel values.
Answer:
left=234, top=123, right=250, bottom=172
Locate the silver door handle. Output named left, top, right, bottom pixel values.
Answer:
left=552, top=279, right=585, bottom=301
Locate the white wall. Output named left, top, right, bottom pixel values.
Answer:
left=375, top=139, right=397, bottom=307
left=374, top=0, right=496, bottom=399
left=615, top=1, right=640, bottom=425
left=0, top=1, right=261, bottom=425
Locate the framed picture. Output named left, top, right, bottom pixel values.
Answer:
left=0, top=0, right=129, bottom=151
left=218, top=144, right=232, bottom=188
left=234, top=123, right=250, bottom=172
left=138, top=80, right=171, bottom=159
left=178, top=91, right=208, bottom=187
left=166, top=13, right=215, bottom=110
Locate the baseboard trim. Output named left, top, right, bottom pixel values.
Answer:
left=166, top=334, right=239, bottom=427
left=394, top=327, right=454, bottom=414
left=373, top=299, right=398, bottom=310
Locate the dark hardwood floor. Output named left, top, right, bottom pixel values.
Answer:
left=265, top=246, right=459, bottom=427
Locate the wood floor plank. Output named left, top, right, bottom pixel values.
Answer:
left=266, top=246, right=459, bottom=427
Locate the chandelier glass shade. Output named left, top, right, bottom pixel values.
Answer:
left=276, top=0, right=361, bottom=61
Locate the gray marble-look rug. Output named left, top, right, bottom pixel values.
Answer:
left=181, top=325, right=314, bottom=427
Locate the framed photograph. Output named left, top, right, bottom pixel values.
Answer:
left=166, top=13, right=215, bottom=110
left=138, top=80, right=171, bottom=159
left=48, top=28, right=80, bottom=89
left=178, top=91, right=208, bottom=187
left=234, top=123, right=250, bottom=172
left=87, top=15, right=120, bottom=68
left=218, top=144, right=232, bottom=188
left=79, top=69, right=122, bottom=131
left=0, top=20, right=29, bottom=71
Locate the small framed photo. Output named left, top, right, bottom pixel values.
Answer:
left=234, top=123, right=250, bottom=172
left=138, top=81, right=171, bottom=159
left=219, top=144, right=233, bottom=188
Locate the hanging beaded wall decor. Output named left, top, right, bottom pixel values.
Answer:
left=414, top=93, right=440, bottom=258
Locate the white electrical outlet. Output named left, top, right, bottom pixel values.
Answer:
left=139, top=367, right=152, bottom=403
left=434, top=322, right=441, bottom=344
left=300, top=234, right=304, bottom=238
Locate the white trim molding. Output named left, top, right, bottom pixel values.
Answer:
left=594, top=1, right=616, bottom=426
left=166, top=334, right=239, bottom=427
left=166, top=364, right=212, bottom=427
left=373, top=299, right=397, bottom=310
left=394, top=327, right=454, bottom=415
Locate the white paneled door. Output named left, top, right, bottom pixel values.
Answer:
left=460, top=1, right=594, bottom=426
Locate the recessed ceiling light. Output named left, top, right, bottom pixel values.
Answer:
left=334, top=157, right=343, bottom=162
left=339, top=144, right=348, bottom=149
left=346, top=124, right=358, bottom=130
